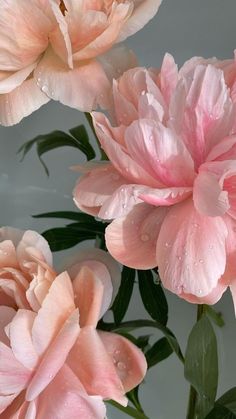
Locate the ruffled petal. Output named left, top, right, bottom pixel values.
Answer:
left=73, top=163, right=127, bottom=216
left=8, top=309, right=38, bottom=370
left=106, top=203, right=167, bottom=269
left=34, top=48, right=111, bottom=110
left=32, top=272, right=75, bottom=356
left=117, top=0, right=162, bottom=42
left=125, top=119, right=195, bottom=186
left=99, top=331, right=147, bottom=392
left=156, top=199, right=228, bottom=298
left=26, top=310, right=79, bottom=401
left=0, top=306, right=16, bottom=345
left=67, top=327, right=127, bottom=406
left=36, top=365, right=106, bottom=419
left=0, top=78, right=49, bottom=126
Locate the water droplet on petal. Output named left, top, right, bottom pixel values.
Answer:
left=117, top=362, right=126, bottom=371
left=141, top=234, right=149, bottom=242
left=41, top=85, right=48, bottom=93
left=199, top=259, right=203, bottom=263
left=198, top=289, right=202, bottom=295
left=141, top=90, right=146, bottom=95
left=177, top=255, right=182, bottom=261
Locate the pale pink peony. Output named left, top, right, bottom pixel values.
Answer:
left=0, top=232, right=147, bottom=417
left=0, top=227, right=55, bottom=310
left=74, top=53, right=236, bottom=310
left=0, top=0, right=162, bottom=126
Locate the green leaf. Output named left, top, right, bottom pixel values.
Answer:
left=127, top=387, right=143, bottom=413
left=33, top=211, right=94, bottom=222
left=42, top=227, right=95, bottom=251
left=218, top=388, right=236, bottom=413
left=184, top=315, right=218, bottom=418
left=66, top=221, right=107, bottom=236
left=112, top=267, right=135, bottom=325
left=138, top=270, right=168, bottom=325
left=206, top=388, right=236, bottom=418
left=145, top=337, right=173, bottom=369
left=107, top=400, right=148, bottom=419
left=18, top=125, right=95, bottom=175
left=99, top=319, right=184, bottom=363
left=204, top=305, right=225, bottom=328
left=206, top=405, right=235, bottom=419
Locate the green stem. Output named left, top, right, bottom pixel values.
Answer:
left=84, top=112, right=107, bottom=160
left=107, top=400, right=149, bottom=419
left=186, top=305, right=205, bottom=419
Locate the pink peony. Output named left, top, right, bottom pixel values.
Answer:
left=74, top=53, right=236, bottom=310
left=0, top=227, right=55, bottom=310
left=0, top=231, right=147, bottom=417
left=0, top=0, right=162, bottom=126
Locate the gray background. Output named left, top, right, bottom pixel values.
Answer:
left=1, top=0, right=236, bottom=417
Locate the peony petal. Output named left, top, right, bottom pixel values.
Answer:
left=98, top=184, right=142, bottom=219
left=93, top=115, right=159, bottom=187
left=34, top=48, right=111, bottom=111
left=0, top=394, right=18, bottom=415
left=65, top=247, right=121, bottom=307
left=67, top=327, right=127, bottom=406
left=32, top=272, right=75, bottom=356
left=125, top=119, right=195, bottom=186
left=36, top=365, right=106, bottom=419
left=99, top=45, right=138, bottom=83
left=17, top=230, right=53, bottom=269
left=138, top=186, right=192, bottom=207
left=0, top=240, right=18, bottom=269
left=26, top=309, right=80, bottom=401
left=99, top=331, right=147, bottom=392
left=117, top=0, right=162, bottom=42
left=73, top=163, right=127, bottom=216
left=0, top=78, right=49, bottom=126
left=0, top=341, right=31, bottom=395
left=8, top=309, right=38, bottom=370
left=193, top=169, right=230, bottom=217
left=156, top=199, right=228, bottom=297
left=0, top=0, right=51, bottom=71
left=106, top=203, right=167, bottom=269
left=181, top=64, right=234, bottom=169
left=0, top=306, right=16, bottom=345
left=0, top=63, right=37, bottom=94
left=159, top=53, right=178, bottom=105
left=72, top=2, right=133, bottom=61
left=70, top=267, right=104, bottom=327
left=206, top=135, right=236, bottom=162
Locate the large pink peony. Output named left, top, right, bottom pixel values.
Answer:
left=0, top=0, right=162, bottom=126
left=0, top=229, right=147, bottom=417
left=74, top=53, right=236, bottom=310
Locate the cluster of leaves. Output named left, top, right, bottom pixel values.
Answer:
left=22, top=125, right=236, bottom=419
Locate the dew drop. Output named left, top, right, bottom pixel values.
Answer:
left=165, top=242, right=171, bottom=248
left=194, top=262, right=198, bottom=266
left=199, top=259, right=203, bottom=263
left=117, top=362, right=126, bottom=371
left=177, top=255, right=182, bottom=261
left=114, top=350, right=120, bottom=355
left=122, top=203, right=127, bottom=209
left=41, top=85, right=48, bottom=93
left=193, top=223, right=199, bottom=228
left=141, top=234, right=149, bottom=242
left=198, top=289, right=202, bottom=295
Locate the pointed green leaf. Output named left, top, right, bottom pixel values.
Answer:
left=42, top=227, right=95, bottom=251
left=184, top=315, right=218, bottom=418
left=33, top=211, right=94, bottom=222
left=112, top=267, right=135, bottom=325
left=206, top=387, right=236, bottom=418
left=138, top=270, right=168, bottom=325
left=18, top=125, right=95, bottom=175
left=145, top=337, right=173, bottom=369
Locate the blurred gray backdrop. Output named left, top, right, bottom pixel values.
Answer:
left=1, top=0, right=236, bottom=418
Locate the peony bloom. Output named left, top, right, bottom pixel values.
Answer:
left=0, top=230, right=147, bottom=417
left=74, top=53, right=236, bottom=310
left=0, top=227, right=55, bottom=310
left=0, top=0, right=162, bottom=126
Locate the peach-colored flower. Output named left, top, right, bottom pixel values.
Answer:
left=0, top=227, right=55, bottom=311
left=0, top=0, right=162, bottom=126
left=0, top=234, right=147, bottom=417
left=74, top=53, right=236, bottom=310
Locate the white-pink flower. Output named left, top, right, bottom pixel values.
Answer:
left=0, top=0, right=162, bottom=126
left=0, top=229, right=147, bottom=417
left=74, top=53, right=236, bottom=310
